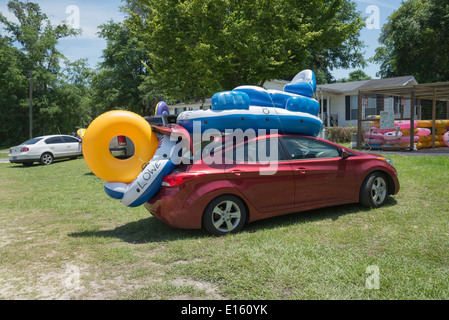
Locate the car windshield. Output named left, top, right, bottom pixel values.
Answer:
left=167, top=116, right=177, bottom=124
left=22, top=138, right=43, bottom=145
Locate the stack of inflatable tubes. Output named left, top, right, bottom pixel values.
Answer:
left=364, top=120, right=419, bottom=146
left=415, top=120, right=449, bottom=149
left=82, top=110, right=185, bottom=207
left=177, top=69, right=323, bottom=136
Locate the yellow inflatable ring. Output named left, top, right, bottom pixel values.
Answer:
left=82, top=110, right=159, bottom=183
left=418, top=120, right=448, bottom=128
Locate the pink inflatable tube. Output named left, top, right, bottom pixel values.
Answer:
left=401, top=135, right=419, bottom=143
left=385, top=138, right=402, bottom=145
left=364, top=131, right=384, bottom=139
left=417, top=128, right=431, bottom=136
left=443, top=131, right=449, bottom=147
left=371, top=121, right=418, bottom=133
left=394, top=120, right=418, bottom=129
left=384, top=131, right=403, bottom=140
left=364, top=138, right=383, bottom=145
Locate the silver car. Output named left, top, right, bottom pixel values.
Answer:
left=9, top=135, right=82, bottom=166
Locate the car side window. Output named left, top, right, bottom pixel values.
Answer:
left=45, top=137, right=64, bottom=144
left=62, top=136, right=80, bottom=143
left=225, top=138, right=283, bottom=163
left=281, top=137, right=340, bottom=160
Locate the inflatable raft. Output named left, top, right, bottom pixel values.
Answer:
left=177, top=70, right=323, bottom=136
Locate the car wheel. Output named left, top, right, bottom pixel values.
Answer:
left=203, top=195, right=247, bottom=236
left=360, top=172, right=388, bottom=208
left=40, top=152, right=54, bottom=165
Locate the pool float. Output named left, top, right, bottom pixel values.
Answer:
left=370, top=120, right=418, bottom=134
left=417, top=120, right=449, bottom=128
left=76, top=128, right=86, bottom=140
left=417, top=128, right=431, bottom=136
left=384, top=131, right=403, bottom=140
left=401, top=135, right=419, bottom=143
left=383, top=131, right=402, bottom=146
left=364, top=138, right=384, bottom=145
left=83, top=110, right=190, bottom=207
left=416, top=141, right=447, bottom=149
left=443, top=131, right=449, bottom=147
left=400, top=128, right=418, bottom=136
left=82, top=110, right=159, bottom=183
left=395, top=120, right=418, bottom=129
left=103, top=131, right=178, bottom=207
left=177, top=70, right=323, bottom=136
left=155, top=101, right=170, bottom=115
left=364, top=130, right=384, bottom=139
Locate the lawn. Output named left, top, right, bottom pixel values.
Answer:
left=0, top=154, right=448, bottom=300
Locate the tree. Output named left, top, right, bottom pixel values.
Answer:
left=372, top=0, right=449, bottom=83
left=338, top=69, right=372, bottom=82
left=125, top=0, right=366, bottom=103
left=91, top=19, right=163, bottom=116
left=0, top=0, right=90, bottom=145
left=0, top=35, right=28, bottom=146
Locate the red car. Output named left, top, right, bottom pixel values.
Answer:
left=144, top=133, right=399, bottom=236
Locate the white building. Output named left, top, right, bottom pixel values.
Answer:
left=314, top=76, right=418, bottom=127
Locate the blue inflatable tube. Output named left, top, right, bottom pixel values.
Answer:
left=177, top=105, right=323, bottom=136
left=104, top=132, right=177, bottom=207
left=177, top=70, right=323, bottom=136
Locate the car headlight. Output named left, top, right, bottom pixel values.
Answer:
left=377, top=157, right=394, bottom=168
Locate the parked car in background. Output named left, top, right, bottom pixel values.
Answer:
left=109, top=135, right=135, bottom=159
left=9, top=135, right=82, bottom=166
left=144, top=133, right=400, bottom=235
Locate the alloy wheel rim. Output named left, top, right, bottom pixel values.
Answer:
left=212, top=200, right=241, bottom=233
left=371, top=177, right=387, bottom=205
left=42, top=154, right=52, bottom=164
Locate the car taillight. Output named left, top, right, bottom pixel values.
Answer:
left=20, top=147, right=29, bottom=152
left=117, top=136, right=127, bottom=146
left=161, top=172, right=206, bottom=187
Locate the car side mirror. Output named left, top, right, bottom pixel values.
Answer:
left=340, top=148, right=349, bottom=159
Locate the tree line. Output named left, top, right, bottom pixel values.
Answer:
left=1, top=0, right=447, bottom=147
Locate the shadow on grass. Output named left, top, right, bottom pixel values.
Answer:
left=69, top=197, right=397, bottom=243
left=6, top=157, right=79, bottom=168
left=69, top=217, right=206, bottom=243
left=244, top=197, right=398, bottom=233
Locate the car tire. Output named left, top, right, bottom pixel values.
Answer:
left=40, top=152, right=54, bottom=165
left=203, top=195, right=247, bottom=236
left=360, top=172, right=388, bottom=208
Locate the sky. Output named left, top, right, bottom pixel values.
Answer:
left=0, top=0, right=403, bottom=81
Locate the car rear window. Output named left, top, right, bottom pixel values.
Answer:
left=22, top=138, right=43, bottom=145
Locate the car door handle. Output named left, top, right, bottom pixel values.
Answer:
left=231, top=170, right=243, bottom=176
left=295, top=167, right=307, bottom=174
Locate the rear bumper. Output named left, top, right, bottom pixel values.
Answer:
left=8, top=155, right=40, bottom=163
left=144, top=187, right=203, bottom=229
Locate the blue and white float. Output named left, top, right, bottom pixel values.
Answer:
left=177, top=70, right=323, bottom=136
left=104, top=132, right=178, bottom=207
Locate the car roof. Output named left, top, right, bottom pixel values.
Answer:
left=33, top=134, right=74, bottom=139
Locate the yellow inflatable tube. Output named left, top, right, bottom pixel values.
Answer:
left=82, top=110, right=159, bottom=183
left=417, top=120, right=449, bottom=128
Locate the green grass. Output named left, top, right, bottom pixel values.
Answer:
left=0, top=155, right=448, bottom=299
